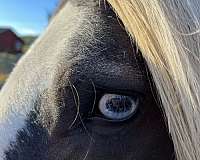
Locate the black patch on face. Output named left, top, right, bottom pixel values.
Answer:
left=4, top=110, right=49, bottom=160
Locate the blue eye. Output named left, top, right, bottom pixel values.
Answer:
left=98, top=94, right=139, bottom=121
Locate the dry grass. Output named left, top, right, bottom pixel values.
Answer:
left=0, top=74, right=8, bottom=81
left=0, top=73, right=8, bottom=86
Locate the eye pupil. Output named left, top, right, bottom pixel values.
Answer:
left=106, top=96, right=132, bottom=113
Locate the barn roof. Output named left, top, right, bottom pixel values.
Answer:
left=0, top=27, right=24, bottom=44
left=0, top=28, right=9, bottom=34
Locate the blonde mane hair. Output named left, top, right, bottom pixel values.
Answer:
left=107, top=0, right=200, bottom=160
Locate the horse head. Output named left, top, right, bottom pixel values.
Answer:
left=1, top=0, right=199, bottom=160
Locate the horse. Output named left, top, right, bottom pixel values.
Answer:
left=0, top=0, right=199, bottom=159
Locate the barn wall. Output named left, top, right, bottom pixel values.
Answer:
left=0, top=31, right=23, bottom=53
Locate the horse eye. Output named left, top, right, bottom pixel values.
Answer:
left=98, top=94, right=139, bottom=121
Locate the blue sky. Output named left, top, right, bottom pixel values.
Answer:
left=0, top=0, right=59, bottom=36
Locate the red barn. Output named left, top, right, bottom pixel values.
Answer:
left=0, top=28, right=24, bottom=53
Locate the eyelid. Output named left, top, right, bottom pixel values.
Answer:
left=95, top=85, right=145, bottom=98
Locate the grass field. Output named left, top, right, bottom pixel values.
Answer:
left=0, top=52, right=22, bottom=87
left=21, top=36, right=37, bottom=53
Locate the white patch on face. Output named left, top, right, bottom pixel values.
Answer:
left=0, top=2, right=88, bottom=159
